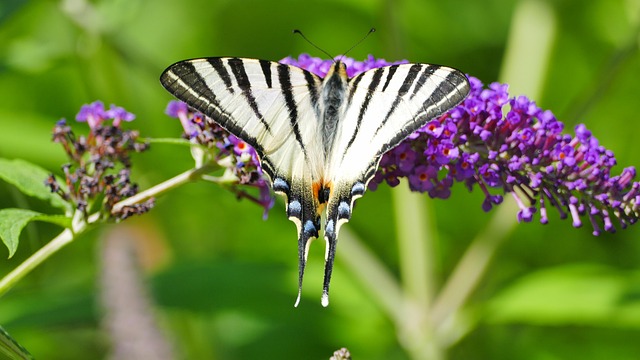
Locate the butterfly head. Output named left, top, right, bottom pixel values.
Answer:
left=326, top=61, right=349, bottom=80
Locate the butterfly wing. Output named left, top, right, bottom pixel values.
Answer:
left=161, top=58, right=326, bottom=305
left=319, top=64, right=470, bottom=306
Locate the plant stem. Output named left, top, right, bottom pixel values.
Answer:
left=392, top=181, right=443, bottom=360
left=0, top=224, right=83, bottom=298
left=498, top=0, right=556, bottom=97
left=394, top=181, right=434, bottom=305
left=0, top=165, right=216, bottom=297
left=111, top=163, right=217, bottom=214
left=429, top=201, right=517, bottom=333
left=338, top=227, right=405, bottom=323
left=428, top=0, right=556, bottom=344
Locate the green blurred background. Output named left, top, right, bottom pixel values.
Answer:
left=1, top=0, right=640, bottom=359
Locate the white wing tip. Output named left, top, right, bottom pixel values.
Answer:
left=321, top=292, right=329, bottom=307
left=294, top=291, right=302, bottom=308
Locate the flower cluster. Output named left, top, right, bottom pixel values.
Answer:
left=275, top=54, right=640, bottom=235
left=165, top=101, right=274, bottom=218
left=45, top=101, right=152, bottom=220
left=279, top=53, right=407, bottom=78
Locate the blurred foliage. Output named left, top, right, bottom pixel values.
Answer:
left=0, top=0, right=639, bottom=359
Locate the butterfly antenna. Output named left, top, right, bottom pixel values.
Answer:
left=339, top=27, right=376, bottom=62
left=293, top=29, right=335, bottom=63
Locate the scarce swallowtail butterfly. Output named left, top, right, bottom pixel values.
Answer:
left=160, top=56, right=470, bottom=307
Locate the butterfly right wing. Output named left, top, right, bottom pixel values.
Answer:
left=318, top=63, right=470, bottom=306
left=161, top=58, right=325, bottom=305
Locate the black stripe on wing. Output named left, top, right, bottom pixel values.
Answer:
left=207, top=58, right=234, bottom=93
left=376, top=67, right=470, bottom=154
left=373, top=65, right=436, bottom=138
left=277, top=64, right=309, bottom=160
left=346, top=74, right=363, bottom=106
left=381, top=64, right=399, bottom=92
left=259, top=59, right=273, bottom=88
left=227, top=58, right=272, bottom=134
left=304, top=71, right=322, bottom=119
left=341, top=64, right=423, bottom=160
left=342, top=67, right=385, bottom=155
left=160, top=60, right=266, bottom=156
left=410, top=65, right=439, bottom=100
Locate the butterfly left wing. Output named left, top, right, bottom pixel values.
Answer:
left=161, top=58, right=327, bottom=306
left=319, top=63, right=470, bottom=306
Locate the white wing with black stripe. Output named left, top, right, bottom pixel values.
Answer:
left=160, top=57, right=470, bottom=307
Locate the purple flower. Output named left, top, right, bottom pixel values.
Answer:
left=408, top=165, right=437, bottom=192
left=165, top=100, right=196, bottom=135
left=429, top=176, right=453, bottom=199
left=76, top=101, right=106, bottom=129
left=281, top=54, right=408, bottom=78
left=171, top=54, right=640, bottom=235
left=340, top=53, right=639, bottom=235
left=106, top=105, right=135, bottom=127
left=390, top=143, right=417, bottom=173
left=165, top=101, right=275, bottom=217
left=51, top=102, right=150, bottom=219
left=229, top=135, right=252, bottom=155
left=76, top=101, right=137, bottom=129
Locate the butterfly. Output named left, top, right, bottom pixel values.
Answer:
left=160, top=57, right=470, bottom=306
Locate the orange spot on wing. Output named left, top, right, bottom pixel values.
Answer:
left=312, top=180, right=333, bottom=215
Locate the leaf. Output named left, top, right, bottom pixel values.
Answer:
left=0, top=325, right=34, bottom=360
left=485, top=264, right=640, bottom=327
left=0, top=158, right=71, bottom=212
left=0, top=209, right=71, bottom=258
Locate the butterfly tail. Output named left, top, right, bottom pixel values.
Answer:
left=321, top=217, right=339, bottom=307
left=286, top=187, right=321, bottom=307
left=321, top=181, right=362, bottom=307
left=294, top=217, right=320, bottom=307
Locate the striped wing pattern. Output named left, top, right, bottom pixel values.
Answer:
left=160, top=57, right=470, bottom=307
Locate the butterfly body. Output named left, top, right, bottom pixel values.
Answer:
left=161, top=57, right=469, bottom=306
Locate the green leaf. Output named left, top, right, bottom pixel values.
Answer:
left=0, top=158, right=71, bottom=212
left=0, top=208, right=71, bottom=258
left=0, top=325, right=34, bottom=360
left=486, top=264, right=640, bottom=327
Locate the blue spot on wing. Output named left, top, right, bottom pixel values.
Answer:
left=338, top=201, right=351, bottom=219
left=351, top=182, right=365, bottom=196
left=288, top=200, right=302, bottom=217
left=273, top=178, right=290, bottom=193
left=303, top=220, right=317, bottom=236
left=325, top=219, right=335, bottom=235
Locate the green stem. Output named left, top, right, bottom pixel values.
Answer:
left=498, top=0, right=556, bottom=97
left=427, top=0, right=556, bottom=345
left=429, top=201, right=517, bottom=335
left=393, top=180, right=435, bottom=305
left=392, top=181, right=442, bottom=360
left=0, top=229, right=73, bottom=297
left=111, top=163, right=217, bottom=214
left=0, top=164, right=217, bottom=297
left=338, top=227, right=405, bottom=323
